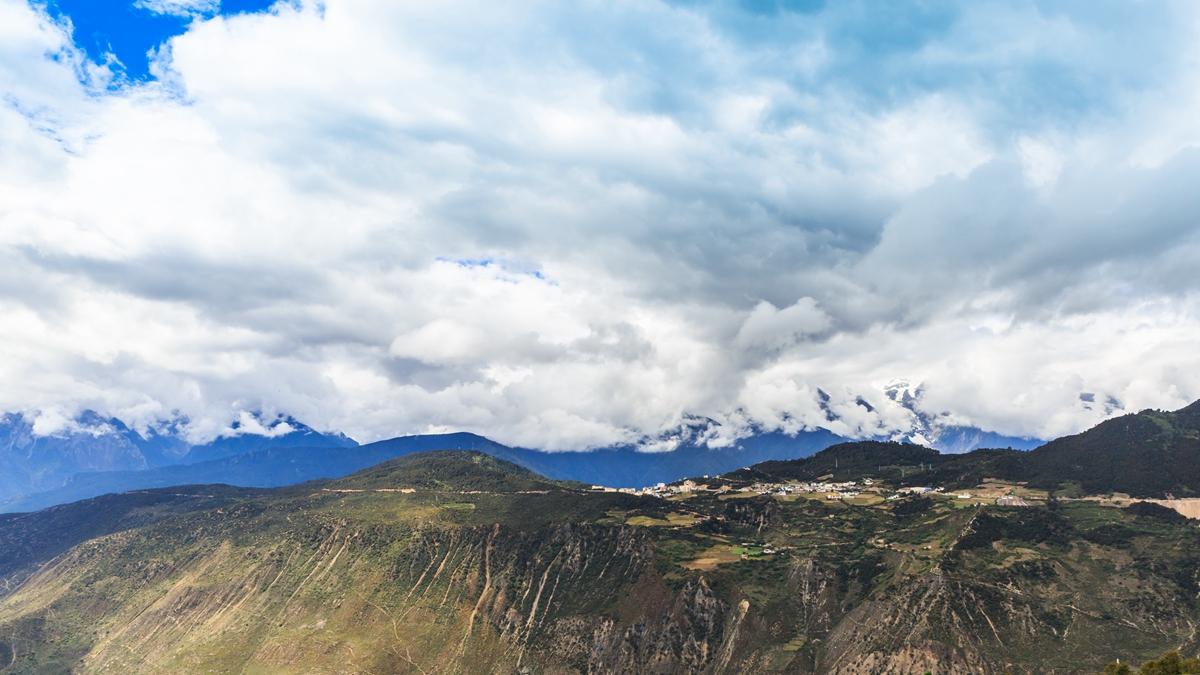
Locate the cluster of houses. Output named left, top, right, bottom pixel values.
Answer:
left=589, top=477, right=886, bottom=500
left=740, top=479, right=873, bottom=499
left=589, top=479, right=729, bottom=497
left=886, top=486, right=945, bottom=500
left=587, top=479, right=1031, bottom=507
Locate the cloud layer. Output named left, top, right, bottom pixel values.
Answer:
left=2, top=0, right=1200, bottom=448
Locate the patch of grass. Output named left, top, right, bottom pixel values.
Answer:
left=627, top=515, right=672, bottom=526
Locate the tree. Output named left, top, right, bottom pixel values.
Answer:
left=1136, top=651, right=1200, bottom=675
left=1094, top=651, right=1200, bottom=675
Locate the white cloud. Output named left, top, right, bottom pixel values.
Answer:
left=133, top=0, right=219, bottom=18
left=1018, top=136, right=1065, bottom=189
left=224, top=410, right=295, bottom=437
left=735, top=299, right=831, bottom=351
left=0, top=0, right=1199, bottom=449
left=390, top=320, right=493, bottom=366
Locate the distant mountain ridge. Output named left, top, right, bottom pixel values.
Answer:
left=179, top=415, right=357, bottom=464
left=0, top=401, right=1043, bottom=513
left=732, top=399, right=1200, bottom=499
left=880, top=380, right=1042, bottom=451
left=0, top=391, right=1051, bottom=511
left=386, top=428, right=849, bottom=487
left=0, top=411, right=357, bottom=503
left=1012, top=398, right=1200, bottom=497
left=0, top=429, right=848, bottom=512
left=0, top=412, right=183, bottom=500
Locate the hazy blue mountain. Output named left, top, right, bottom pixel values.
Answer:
left=180, top=414, right=358, bottom=464
left=0, top=412, right=187, bottom=501
left=926, top=425, right=1042, bottom=453
left=0, top=411, right=356, bottom=504
left=0, top=400, right=1042, bottom=513
left=880, top=381, right=1043, bottom=452
left=333, top=427, right=848, bottom=488
left=1, top=444, right=413, bottom=513
left=500, top=430, right=848, bottom=487
left=0, top=429, right=847, bottom=513
left=1, top=433, right=512, bottom=513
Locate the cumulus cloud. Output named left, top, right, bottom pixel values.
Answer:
left=1, top=0, right=1199, bottom=448
left=735, top=299, right=831, bottom=351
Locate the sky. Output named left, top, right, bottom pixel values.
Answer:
left=2, top=0, right=1200, bottom=448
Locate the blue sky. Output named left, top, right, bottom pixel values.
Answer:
left=2, top=0, right=1200, bottom=447
left=48, top=0, right=273, bottom=79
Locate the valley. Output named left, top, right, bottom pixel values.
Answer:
left=1, top=444, right=1198, bottom=674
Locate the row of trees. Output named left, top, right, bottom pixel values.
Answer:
left=1096, top=651, right=1200, bottom=675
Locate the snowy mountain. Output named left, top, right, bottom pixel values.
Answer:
left=882, top=380, right=1042, bottom=452
left=0, top=411, right=357, bottom=502
left=0, top=386, right=1044, bottom=510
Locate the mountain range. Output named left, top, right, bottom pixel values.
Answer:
left=735, top=398, right=1200, bottom=499
left=1, top=412, right=1198, bottom=674
left=0, top=404, right=1041, bottom=513
left=0, top=411, right=355, bottom=506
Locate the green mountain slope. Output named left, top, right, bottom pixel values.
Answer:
left=1016, top=400, right=1200, bottom=497
left=0, top=484, right=262, bottom=587
left=732, top=400, right=1200, bottom=499
left=1, top=449, right=1198, bottom=674
left=327, top=449, right=577, bottom=493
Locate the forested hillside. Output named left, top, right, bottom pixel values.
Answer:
left=733, top=401, right=1200, bottom=499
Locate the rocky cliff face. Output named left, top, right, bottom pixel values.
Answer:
left=2, top=515, right=1194, bottom=674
